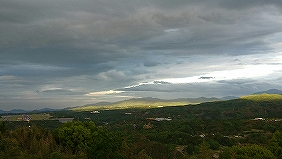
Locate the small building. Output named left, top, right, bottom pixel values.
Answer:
left=22, top=114, right=32, bottom=121
left=146, top=117, right=172, bottom=121
left=253, top=118, right=264, bottom=120
left=199, top=134, right=205, bottom=138
left=91, top=111, right=100, bottom=114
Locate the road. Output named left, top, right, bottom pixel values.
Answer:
left=22, top=114, right=32, bottom=121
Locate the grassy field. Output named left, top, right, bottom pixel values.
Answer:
left=241, top=94, right=282, bottom=101
left=0, top=113, right=52, bottom=121
left=70, top=101, right=191, bottom=111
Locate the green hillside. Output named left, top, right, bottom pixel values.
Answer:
left=241, top=93, right=282, bottom=101
left=69, top=94, right=282, bottom=119
left=70, top=97, right=219, bottom=111
left=194, top=94, right=282, bottom=119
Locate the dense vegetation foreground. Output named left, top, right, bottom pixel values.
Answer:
left=1, top=94, right=282, bottom=158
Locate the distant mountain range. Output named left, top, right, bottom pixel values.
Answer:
left=83, top=102, right=112, bottom=106
left=0, top=109, right=27, bottom=115
left=0, top=108, right=58, bottom=115
left=1, top=89, right=281, bottom=114
left=220, top=96, right=238, bottom=100
left=119, top=96, right=220, bottom=103
left=253, top=89, right=282, bottom=95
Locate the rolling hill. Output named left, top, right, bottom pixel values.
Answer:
left=70, top=97, right=220, bottom=111
left=253, top=89, right=282, bottom=95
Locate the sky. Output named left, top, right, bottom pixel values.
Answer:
left=1, top=0, right=282, bottom=110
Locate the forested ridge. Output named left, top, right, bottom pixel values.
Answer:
left=1, top=94, right=282, bottom=158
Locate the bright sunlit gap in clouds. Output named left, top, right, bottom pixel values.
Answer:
left=86, top=52, right=282, bottom=98
left=162, top=64, right=282, bottom=84
left=85, top=90, right=125, bottom=96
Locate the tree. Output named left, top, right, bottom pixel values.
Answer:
left=269, top=131, right=282, bottom=158
left=197, top=140, right=212, bottom=159
left=220, top=145, right=276, bottom=159
left=50, top=152, right=63, bottom=159
left=207, top=139, right=220, bottom=150
left=86, top=128, right=124, bottom=159
left=0, top=137, right=21, bottom=158
left=184, top=144, right=197, bottom=155
left=0, top=122, right=6, bottom=133
left=54, top=121, right=92, bottom=153
left=54, top=121, right=123, bottom=159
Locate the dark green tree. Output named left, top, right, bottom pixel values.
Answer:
left=0, top=122, right=6, bottom=133
left=220, top=145, right=275, bottom=159
left=0, top=137, right=21, bottom=158
left=184, top=143, right=197, bottom=155
left=197, top=140, right=212, bottom=159
left=269, top=131, right=282, bottom=158
left=54, top=121, right=123, bottom=159
left=86, top=128, right=124, bottom=159
left=54, top=121, right=91, bottom=153
left=207, top=139, right=220, bottom=150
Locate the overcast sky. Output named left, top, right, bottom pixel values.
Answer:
left=1, top=0, right=282, bottom=110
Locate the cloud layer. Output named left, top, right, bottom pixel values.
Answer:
left=1, top=0, right=282, bottom=110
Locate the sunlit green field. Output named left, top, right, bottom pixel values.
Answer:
left=241, top=94, right=282, bottom=101
left=70, top=101, right=192, bottom=111
left=0, top=113, right=52, bottom=121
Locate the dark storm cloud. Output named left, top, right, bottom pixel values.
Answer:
left=218, top=0, right=282, bottom=10
left=1, top=0, right=281, bottom=53
left=143, top=60, right=160, bottom=67
left=1, top=0, right=282, bottom=110
left=0, top=62, right=114, bottom=78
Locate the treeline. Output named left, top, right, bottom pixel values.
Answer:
left=0, top=121, right=60, bottom=158
left=106, top=117, right=282, bottom=158
left=0, top=121, right=123, bottom=159
left=2, top=120, right=282, bottom=158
